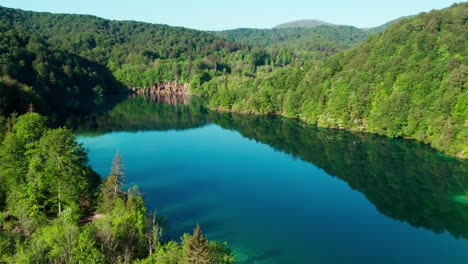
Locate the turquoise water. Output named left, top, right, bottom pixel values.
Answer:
left=76, top=96, right=468, bottom=264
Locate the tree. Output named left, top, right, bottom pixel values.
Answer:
left=182, top=225, right=212, bottom=264
left=98, top=151, right=127, bottom=213
left=26, top=127, right=91, bottom=216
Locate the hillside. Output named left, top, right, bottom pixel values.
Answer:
left=0, top=21, right=123, bottom=115
left=0, top=5, right=299, bottom=116
left=0, top=4, right=466, bottom=158
left=274, top=19, right=334, bottom=28
left=0, top=6, right=302, bottom=96
left=212, top=17, right=406, bottom=55
left=363, top=16, right=413, bottom=34
left=212, top=25, right=369, bottom=55
left=194, top=3, right=468, bottom=158
left=0, top=6, right=243, bottom=86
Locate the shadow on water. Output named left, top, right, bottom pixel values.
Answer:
left=210, top=112, right=468, bottom=239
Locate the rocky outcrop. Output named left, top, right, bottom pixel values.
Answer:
left=129, top=82, right=189, bottom=95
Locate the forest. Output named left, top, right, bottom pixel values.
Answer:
left=0, top=112, right=234, bottom=263
left=0, top=2, right=466, bottom=263
left=193, top=3, right=467, bottom=158
left=0, top=3, right=466, bottom=157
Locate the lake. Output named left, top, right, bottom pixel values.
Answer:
left=73, top=95, right=468, bottom=264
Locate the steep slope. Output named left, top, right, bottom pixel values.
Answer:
left=274, top=19, right=334, bottom=28
left=195, top=3, right=468, bottom=157
left=0, top=6, right=264, bottom=90
left=0, top=21, right=123, bottom=115
left=0, top=5, right=292, bottom=116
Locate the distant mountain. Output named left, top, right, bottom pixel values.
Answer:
left=213, top=25, right=368, bottom=55
left=274, top=19, right=334, bottom=29
left=216, top=17, right=408, bottom=55
left=273, top=17, right=408, bottom=34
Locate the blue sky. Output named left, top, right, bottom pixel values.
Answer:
left=0, top=0, right=462, bottom=30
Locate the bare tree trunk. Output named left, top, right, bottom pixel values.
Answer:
left=58, top=186, right=62, bottom=215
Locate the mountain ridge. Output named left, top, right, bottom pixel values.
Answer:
left=274, top=19, right=334, bottom=28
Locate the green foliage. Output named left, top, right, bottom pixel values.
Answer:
left=27, top=127, right=93, bottom=217
left=0, top=5, right=256, bottom=90
left=213, top=25, right=369, bottom=55
left=97, top=152, right=127, bottom=213
left=11, top=112, right=46, bottom=145
left=180, top=225, right=235, bottom=264
left=0, top=113, right=235, bottom=263
left=182, top=225, right=212, bottom=264
left=202, top=3, right=468, bottom=158
left=0, top=19, right=124, bottom=116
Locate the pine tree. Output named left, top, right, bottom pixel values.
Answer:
left=98, top=151, right=127, bottom=213
left=182, top=224, right=213, bottom=264
left=110, top=151, right=126, bottom=194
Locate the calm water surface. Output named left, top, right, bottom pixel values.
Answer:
left=74, top=96, right=468, bottom=264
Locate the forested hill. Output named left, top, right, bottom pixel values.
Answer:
left=274, top=19, right=334, bottom=28
left=211, top=18, right=406, bottom=55
left=194, top=3, right=468, bottom=158
left=0, top=6, right=285, bottom=89
left=0, top=5, right=306, bottom=116
left=0, top=21, right=123, bottom=115
left=212, top=26, right=369, bottom=55
left=0, top=6, right=238, bottom=64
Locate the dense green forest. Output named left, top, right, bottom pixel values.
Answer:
left=0, top=5, right=301, bottom=93
left=0, top=112, right=234, bottom=263
left=213, top=18, right=405, bottom=55
left=0, top=21, right=123, bottom=115
left=0, top=3, right=466, bottom=262
left=194, top=3, right=468, bottom=158
left=1, top=4, right=465, bottom=157
left=212, top=25, right=370, bottom=56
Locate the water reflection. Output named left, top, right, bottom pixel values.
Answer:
left=211, top=113, right=468, bottom=239
left=60, top=94, right=209, bottom=134
left=68, top=96, right=468, bottom=239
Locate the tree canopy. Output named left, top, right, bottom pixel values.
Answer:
left=0, top=112, right=234, bottom=263
left=195, top=3, right=468, bottom=158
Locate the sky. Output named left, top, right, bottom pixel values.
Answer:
left=0, top=0, right=462, bottom=30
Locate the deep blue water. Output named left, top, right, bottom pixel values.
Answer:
left=75, top=96, right=468, bottom=264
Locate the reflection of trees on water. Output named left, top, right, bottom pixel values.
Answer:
left=60, top=96, right=468, bottom=239
left=59, top=95, right=209, bottom=134
left=211, top=113, right=468, bottom=239
left=132, top=93, right=191, bottom=106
